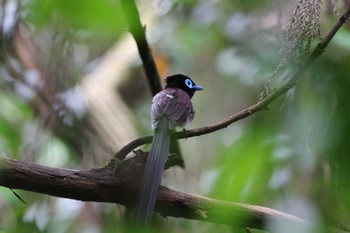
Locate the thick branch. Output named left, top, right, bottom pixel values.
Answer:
left=120, top=0, right=162, bottom=96
left=1, top=2, right=349, bottom=233
left=114, top=1, right=350, bottom=160
left=0, top=156, right=335, bottom=231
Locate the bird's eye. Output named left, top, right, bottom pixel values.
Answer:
left=185, top=79, right=193, bottom=88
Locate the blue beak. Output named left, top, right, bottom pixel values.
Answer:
left=193, top=85, right=204, bottom=91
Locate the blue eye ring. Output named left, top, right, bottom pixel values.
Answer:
left=185, top=79, right=193, bottom=88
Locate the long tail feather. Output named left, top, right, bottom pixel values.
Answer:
left=135, top=118, right=170, bottom=225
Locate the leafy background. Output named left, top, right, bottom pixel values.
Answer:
left=1, top=0, right=350, bottom=232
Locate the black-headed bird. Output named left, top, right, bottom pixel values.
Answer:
left=135, top=74, right=203, bottom=224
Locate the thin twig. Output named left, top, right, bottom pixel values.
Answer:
left=10, top=188, right=26, bottom=204
left=120, top=0, right=162, bottom=96
left=114, top=1, right=350, bottom=160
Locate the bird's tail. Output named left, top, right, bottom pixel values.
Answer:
left=135, top=118, right=170, bottom=225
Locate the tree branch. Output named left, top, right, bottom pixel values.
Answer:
left=114, top=1, right=350, bottom=160
left=2, top=156, right=346, bottom=232
left=1, top=2, right=349, bottom=233
left=120, top=0, right=184, bottom=163
left=120, top=0, right=162, bottom=96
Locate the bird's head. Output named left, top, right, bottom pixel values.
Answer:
left=164, top=74, right=203, bottom=98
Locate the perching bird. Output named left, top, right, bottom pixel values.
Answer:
left=135, top=74, right=203, bottom=224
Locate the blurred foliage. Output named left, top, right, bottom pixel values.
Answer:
left=212, top=127, right=276, bottom=203
left=27, top=0, right=126, bottom=35
left=1, top=0, right=350, bottom=233
left=0, top=92, right=33, bottom=158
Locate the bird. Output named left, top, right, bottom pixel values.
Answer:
left=135, top=74, right=203, bottom=225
